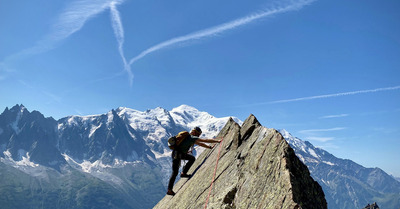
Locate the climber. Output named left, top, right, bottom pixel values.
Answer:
left=167, top=126, right=221, bottom=196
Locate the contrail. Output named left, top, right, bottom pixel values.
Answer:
left=109, top=1, right=133, bottom=84
left=110, top=1, right=125, bottom=57
left=2, top=0, right=315, bottom=86
left=51, top=0, right=123, bottom=42
left=126, top=0, right=316, bottom=80
left=269, top=85, right=400, bottom=104
left=2, top=0, right=123, bottom=63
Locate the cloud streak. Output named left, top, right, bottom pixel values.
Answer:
left=268, top=85, right=400, bottom=104
left=306, top=137, right=335, bottom=142
left=300, top=127, right=346, bottom=142
left=109, top=1, right=133, bottom=84
left=3, top=0, right=315, bottom=86
left=235, top=85, right=400, bottom=108
left=320, top=114, right=349, bottom=119
left=1, top=0, right=122, bottom=66
left=125, top=0, right=316, bottom=83
left=299, top=127, right=347, bottom=134
left=2, top=0, right=315, bottom=86
left=50, top=0, right=123, bottom=42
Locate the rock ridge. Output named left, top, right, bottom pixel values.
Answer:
left=154, top=114, right=327, bottom=209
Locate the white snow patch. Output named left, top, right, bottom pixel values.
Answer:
left=10, top=109, right=23, bottom=134
left=2, top=150, right=39, bottom=167
left=3, top=149, right=12, bottom=158
left=0, top=152, right=50, bottom=179
left=17, top=153, right=39, bottom=167
left=62, top=153, right=141, bottom=173
left=67, top=116, right=79, bottom=126
left=154, top=151, right=171, bottom=159
left=89, top=124, right=102, bottom=138
left=304, top=157, right=320, bottom=164
left=62, top=153, right=139, bottom=186
left=323, top=161, right=335, bottom=166
left=321, top=178, right=327, bottom=185
left=146, top=153, right=156, bottom=162
left=308, top=148, right=319, bottom=159
left=63, top=115, right=100, bottom=128
left=297, top=154, right=306, bottom=163
left=107, top=111, right=114, bottom=125
left=279, top=129, right=308, bottom=153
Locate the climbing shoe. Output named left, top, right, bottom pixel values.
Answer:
left=167, top=189, right=175, bottom=196
left=180, top=173, right=192, bottom=178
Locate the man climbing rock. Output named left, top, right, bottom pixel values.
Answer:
left=167, top=127, right=221, bottom=196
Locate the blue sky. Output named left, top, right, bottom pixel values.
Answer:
left=1, top=0, right=399, bottom=176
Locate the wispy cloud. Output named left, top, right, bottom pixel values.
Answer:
left=125, top=0, right=316, bottom=83
left=306, top=136, right=335, bottom=142
left=300, top=127, right=346, bottom=142
left=320, top=114, right=349, bottom=119
left=299, top=127, right=347, bottom=134
left=372, top=127, right=399, bottom=135
left=3, top=0, right=315, bottom=86
left=269, top=86, right=400, bottom=104
left=2, top=0, right=122, bottom=63
left=50, top=0, right=122, bottom=42
left=317, top=143, right=340, bottom=150
left=234, top=85, right=400, bottom=108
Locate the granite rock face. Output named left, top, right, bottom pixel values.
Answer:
left=154, top=115, right=327, bottom=209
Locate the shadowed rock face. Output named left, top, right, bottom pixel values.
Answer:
left=154, top=115, right=327, bottom=209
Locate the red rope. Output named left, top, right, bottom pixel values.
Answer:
left=204, top=138, right=223, bottom=209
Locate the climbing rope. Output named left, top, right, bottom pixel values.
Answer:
left=203, top=138, right=223, bottom=209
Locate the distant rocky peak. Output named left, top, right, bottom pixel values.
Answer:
left=0, top=105, right=36, bottom=135
left=1, top=104, right=28, bottom=120
left=9, top=104, right=26, bottom=112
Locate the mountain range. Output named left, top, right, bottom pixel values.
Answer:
left=0, top=104, right=239, bottom=208
left=0, top=104, right=399, bottom=208
left=281, top=130, right=400, bottom=209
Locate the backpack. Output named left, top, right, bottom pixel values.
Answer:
left=168, top=131, right=190, bottom=150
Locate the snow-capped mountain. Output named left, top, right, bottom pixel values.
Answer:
left=280, top=129, right=400, bottom=209
left=1, top=104, right=399, bottom=209
left=116, top=104, right=241, bottom=159
left=115, top=104, right=242, bottom=185
left=0, top=104, right=241, bottom=209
